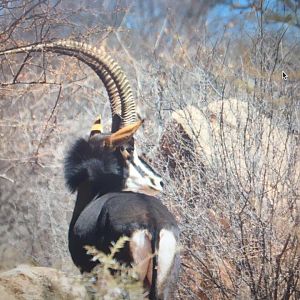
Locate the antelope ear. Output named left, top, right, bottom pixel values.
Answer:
left=90, top=115, right=103, bottom=137
left=104, top=120, right=143, bottom=149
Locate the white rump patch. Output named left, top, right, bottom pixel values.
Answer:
left=129, top=230, right=153, bottom=284
left=157, top=229, right=177, bottom=289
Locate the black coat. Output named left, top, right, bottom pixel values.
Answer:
left=69, top=191, right=179, bottom=272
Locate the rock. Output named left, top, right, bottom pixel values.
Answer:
left=161, top=98, right=299, bottom=201
left=0, top=265, right=87, bottom=300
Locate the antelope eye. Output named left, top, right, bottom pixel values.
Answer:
left=126, top=147, right=134, bottom=154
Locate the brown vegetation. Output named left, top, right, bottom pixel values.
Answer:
left=0, top=1, right=299, bottom=299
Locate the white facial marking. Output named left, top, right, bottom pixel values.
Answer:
left=123, top=149, right=163, bottom=196
left=157, top=229, right=177, bottom=290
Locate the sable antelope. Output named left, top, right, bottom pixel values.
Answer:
left=0, top=40, right=180, bottom=299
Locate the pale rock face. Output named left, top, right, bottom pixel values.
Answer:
left=0, top=264, right=87, bottom=300
left=169, top=99, right=299, bottom=208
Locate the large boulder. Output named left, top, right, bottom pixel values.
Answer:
left=161, top=98, right=299, bottom=204
left=0, top=265, right=87, bottom=300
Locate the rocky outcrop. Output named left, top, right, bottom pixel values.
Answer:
left=161, top=98, right=299, bottom=201
left=0, top=265, right=87, bottom=300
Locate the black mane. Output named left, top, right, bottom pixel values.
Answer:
left=64, top=138, right=124, bottom=195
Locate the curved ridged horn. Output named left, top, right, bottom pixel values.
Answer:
left=0, top=40, right=137, bottom=129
